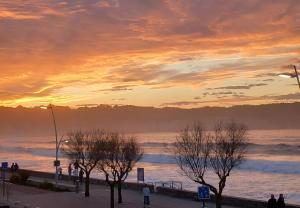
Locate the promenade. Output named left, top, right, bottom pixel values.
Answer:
left=2, top=177, right=237, bottom=208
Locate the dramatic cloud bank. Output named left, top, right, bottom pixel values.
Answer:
left=0, top=0, right=300, bottom=107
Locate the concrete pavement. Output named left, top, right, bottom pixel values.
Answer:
left=0, top=178, right=238, bottom=208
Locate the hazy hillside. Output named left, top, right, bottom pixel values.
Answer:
left=1, top=102, right=300, bottom=136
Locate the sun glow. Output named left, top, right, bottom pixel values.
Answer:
left=0, top=1, right=299, bottom=108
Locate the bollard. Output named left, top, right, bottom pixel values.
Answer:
left=75, top=180, right=80, bottom=193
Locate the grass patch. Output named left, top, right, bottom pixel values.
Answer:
left=26, top=180, right=71, bottom=192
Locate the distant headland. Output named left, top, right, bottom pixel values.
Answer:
left=1, top=102, right=300, bottom=136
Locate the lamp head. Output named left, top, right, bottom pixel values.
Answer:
left=278, top=73, right=297, bottom=78
left=40, top=104, right=53, bottom=110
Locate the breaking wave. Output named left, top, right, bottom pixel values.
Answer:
left=140, top=154, right=300, bottom=175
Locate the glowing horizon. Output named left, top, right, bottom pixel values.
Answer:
left=1, top=0, right=300, bottom=108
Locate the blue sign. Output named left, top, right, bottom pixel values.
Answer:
left=137, top=168, right=144, bottom=182
left=198, top=186, right=210, bottom=200
left=1, top=162, right=8, bottom=169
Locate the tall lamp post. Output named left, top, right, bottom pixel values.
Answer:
left=279, top=65, right=300, bottom=89
left=41, top=104, right=67, bottom=185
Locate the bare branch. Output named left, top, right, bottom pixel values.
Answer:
left=96, top=132, right=143, bottom=205
left=62, top=129, right=106, bottom=197
left=174, top=121, right=248, bottom=208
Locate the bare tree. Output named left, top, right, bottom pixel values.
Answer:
left=210, top=121, right=248, bottom=208
left=175, top=125, right=210, bottom=186
left=175, top=121, right=248, bottom=208
left=63, top=130, right=105, bottom=197
left=116, top=136, right=143, bottom=203
left=97, top=133, right=119, bottom=208
left=97, top=132, right=143, bottom=208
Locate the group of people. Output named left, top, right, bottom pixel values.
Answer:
left=10, top=162, right=19, bottom=172
left=67, top=162, right=84, bottom=185
left=268, top=194, right=285, bottom=208
left=55, top=161, right=85, bottom=186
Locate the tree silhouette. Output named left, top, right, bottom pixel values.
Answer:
left=63, top=130, right=105, bottom=197
left=175, top=121, right=248, bottom=208
left=97, top=132, right=143, bottom=208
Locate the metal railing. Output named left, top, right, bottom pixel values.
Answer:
left=154, top=181, right=182, bottom=190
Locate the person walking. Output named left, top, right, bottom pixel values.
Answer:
left=72, top=168, right=79, bottom=185
left=142, top=184, right=151, bottom=208
left=68, top=163, right=72, bottom=180
left=79, top=168, right=84, bottom=185
left=10, top=163, right=15, bottom=173
left=58, top=166, right=63, bottom=180
left=267, top=194, right=277, bottom=208
left=74, top=160, right=79, bottom=170
left=14, top=163, right=19, bottom=172
left=277, top=194, right=285, bottom=208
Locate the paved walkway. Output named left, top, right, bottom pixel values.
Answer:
left=0, top=177, right=238, bottom=208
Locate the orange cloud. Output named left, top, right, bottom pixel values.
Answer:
left=0, top=0, right=300, bottom=107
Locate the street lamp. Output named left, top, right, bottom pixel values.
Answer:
left=41, top=104, right=67, bottom=185
left=278, top=65, right=300, bottom=89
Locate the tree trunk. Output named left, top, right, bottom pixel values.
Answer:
left=215, top=193, right=222, bottom=208
left=110, top=184, right=115, bottom=208
left=117, top=181, right=122, bottom=203
left=85, top=172, right=90, bottom=197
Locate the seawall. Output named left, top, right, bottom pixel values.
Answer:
left=17, top=169, right=300, bottom=208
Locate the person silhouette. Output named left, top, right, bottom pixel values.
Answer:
left=277, top=194, right=285, bottom=208
left=10, top=163, right=15, bottom=172
left=79, top=168, right=84, bottom=184
left=68, top=163, right=72, bottom=179
left=267, top=194, right=276, bottom=208
left=142, top=184, right=150, bottom=208
left=14, top=163, right=19, bottom=171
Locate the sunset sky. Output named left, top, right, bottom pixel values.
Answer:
left=1, top=0, right=300, bottom=108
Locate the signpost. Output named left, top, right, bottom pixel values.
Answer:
left=1, top=162, right=8, bottom=179
left=137, top=168, right=144, bottom=183
left=53, top=160, right=60, bottom=167
left=1, top=162, right=8, bottom=198
left=1, top=162, right=8, bottom=169
left=198, top=186, right=210, bottom=208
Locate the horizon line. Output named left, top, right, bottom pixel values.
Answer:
left=1, top=101, right=299, bottom=110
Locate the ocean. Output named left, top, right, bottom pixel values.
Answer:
left=0, top=129, right=299, bottom=205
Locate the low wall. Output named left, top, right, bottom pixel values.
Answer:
left=18, top=169, right=154, bottom=192
left=16, top=169, right=300, bottom=208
